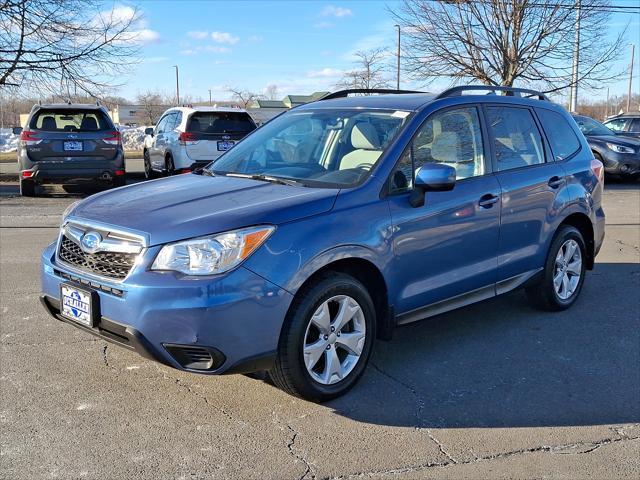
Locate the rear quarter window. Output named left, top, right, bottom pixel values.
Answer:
left=536, top=108, right=581, bottom=160
left=187, top=112, right=256, bottom=134
left=30, top=109, right=113, bottom=132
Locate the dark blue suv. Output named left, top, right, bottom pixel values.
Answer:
left=40, top=86, right=605, bottom=402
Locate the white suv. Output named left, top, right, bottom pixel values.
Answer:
left=143, top=106, right=257, bottom=178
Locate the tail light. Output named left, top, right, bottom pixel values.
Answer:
left=20, top=130, right=41, bottom=146
left=114, top=169, right=126, bottom=176
left=103, top=131, right=121, bottom=146
left=590, top=158, right=604, bottom=183
left=178, top=168, right=192, bottom=174
left=21, top=171, right=34, bottom=178
left=178, top=132, right=197, bottom=145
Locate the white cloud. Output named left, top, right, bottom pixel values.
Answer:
left=314, top=21, right=335, bottom=29
left=307, top=68, right=344, bottom=78
left=133, top=29, right=160, bottom=44
left=211, top=31, right=239, bottom=45
left=180, top=45, right=231, bottom=56
left=187, top=30, right=209, bottom=39
left=321, top=5, right=353, bottom=18
left=95, top=5, right=160, bottom=45
left=144, top=56, right=169, bottom=64
left=203, top=45, right=230, bottom=54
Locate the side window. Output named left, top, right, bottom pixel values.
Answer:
left=604, top=118, right=628, bottom=132
left=536, top=109, right=581, bottom=160
left=173, top=112, right=183, bottom=130
left=486, top=106, right=545, bottom=171
left=156, top=115, right=169, bottom=134
left=629, top=118, right=640, bottom=133
left=390, top=107, right=486, bottom=192
left=165, top=113, right=178, bottom=132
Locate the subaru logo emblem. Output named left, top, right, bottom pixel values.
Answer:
left=222, top=135, right=231, bottom=140
left=68, top=134, right=78, bottom=139
left=80, top=231, right=102, bottom=254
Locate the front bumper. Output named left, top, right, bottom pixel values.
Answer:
left=600, top=151, right=640, bottom=176
left=40, top=242, right=293, bottom=374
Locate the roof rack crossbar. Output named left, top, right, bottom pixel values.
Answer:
left=319, top=88, right=424, bottom=101
left=436, top=85, right=548, bottom=101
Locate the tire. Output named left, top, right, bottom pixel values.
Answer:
left=164, top=154, right=175, bottom=176
left=526, top=226, right=587, bottom=311
left=269, top=272, right=376, bottom=402
left=143, top=150, right=157, bottom=180
left=19, top=178, right=36, bottom=197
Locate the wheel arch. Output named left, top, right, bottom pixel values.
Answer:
left=559, top=212, right=595, bottom=269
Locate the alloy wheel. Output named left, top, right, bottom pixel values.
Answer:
left=553, top=239, right=582, bottom=300
left=303, top=295, right=366, bottom=385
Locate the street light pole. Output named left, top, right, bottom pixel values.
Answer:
left=395, top=24, right=401, bottom=90
left=627, top=43, right=635, bottom=113
left=208, top=89, right=212, bottom=106
left=173, top=65, right=180, bottom=106
left=569, top=0, right=581, bottom=112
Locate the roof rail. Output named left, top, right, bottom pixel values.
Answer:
left=319, top=88, right=424, bottom=101
left=436, top=85, right=549, bottom=101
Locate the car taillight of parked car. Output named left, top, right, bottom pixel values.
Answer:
left=103, top=131, right=121, bottom=146
left=591, top=158, right=604, bottom=183
left=178, top=132, right=197, bottom=145
left=20, top=130, right=41, bottom=146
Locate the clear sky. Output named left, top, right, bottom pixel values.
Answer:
left=119, top=0, right=640, bottom=103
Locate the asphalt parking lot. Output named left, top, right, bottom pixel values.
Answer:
left=0, top=178, right=638, bottom=480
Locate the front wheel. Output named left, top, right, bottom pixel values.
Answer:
left=526, top=226, right=586, bottom=311
left=20, top=178, right=36, bottom=197
left=143, top=150, right=157, bottom=179
left=269, top=272, right=376, bottom=402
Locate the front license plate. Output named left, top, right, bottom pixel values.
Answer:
left=217, top=140, right=235, bottom=151
left=60, top=284, right=94, bottom=327
left=63, top=141, right=83, bottom=151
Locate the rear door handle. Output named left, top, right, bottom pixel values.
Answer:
left=478, top=194, right=500, bottom=208
left=548, top=176, right=564, bottom=188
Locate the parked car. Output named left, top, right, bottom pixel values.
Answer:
left=18, top=103, right=125, bottom=196
left=603, top=113, right=640, bottom=139
left=41, top=86, right=605, bottom=402
left=142, top=106, right=257, bottom=179
left=573, top=114, right=640, bottom=180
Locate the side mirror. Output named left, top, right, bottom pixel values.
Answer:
left=409, top=163, right=456, bottom=208
left=12, top=127, right=22, bottom=136
left=144, top=127, right=154, bottom=136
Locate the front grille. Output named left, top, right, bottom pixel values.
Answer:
left=58, top=235, right=136, bottom=280
left=55, top=269, right=124, bottom=297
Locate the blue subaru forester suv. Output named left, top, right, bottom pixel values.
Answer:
left=41, top=86, right=605, bottom=402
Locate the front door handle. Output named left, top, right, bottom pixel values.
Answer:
left=548, top=176, right=564, bottom=189
left=478, top=194, right=500, bottom=208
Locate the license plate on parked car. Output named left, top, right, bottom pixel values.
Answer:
left=217, top=140, right=235, bottom=151
left=60, top=284, right=94, bottom=326
left=63, top=141, right=83, bottom=151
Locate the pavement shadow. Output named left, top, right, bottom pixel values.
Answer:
left=328, top=262, right=640, bottom=429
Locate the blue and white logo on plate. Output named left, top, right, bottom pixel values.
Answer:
left=80, top=231, right=102, bottom=254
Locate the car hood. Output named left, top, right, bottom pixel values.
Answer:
left=71, top=174, right=339, bottom=246
left=587, top=134, right=640, bottom=147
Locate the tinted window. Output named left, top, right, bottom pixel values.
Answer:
left=165, top=113, right=179, bottom=131
left=536, top=109, right=581, bottom=160
left=30, top=109, right=113, bottom=132
left=390, top=107, right=485, bottom=192
left=604, top=118, right=629, bottom=132
left=188, top=112, right=256, bottom=134
left=629, top=118, right=640, bottom=132
left=486, top=106, right=545, bottom=171
left=156, top=114, right=170, bottom=133
left=573, top=115, right=614, bottom=136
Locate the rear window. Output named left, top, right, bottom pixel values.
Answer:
left=536, top=108, right=581, bottom=160
left=187, top=112, right=256, bottom=134
left=30, top=109, right=113, bottom=132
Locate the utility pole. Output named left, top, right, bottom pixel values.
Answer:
left=627, top=43, right=635, bottom=113
left=569, top=0, right=581, bottom=112
left=173, top=65, right=180, bottom=106
left=208, top=89, right=212, bottom=106
left=606, top=87, right=609, bottom=119
left=395, top=25, right=401, bottom=90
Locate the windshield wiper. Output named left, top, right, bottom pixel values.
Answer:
left=225, top=172, right=303, bottom=187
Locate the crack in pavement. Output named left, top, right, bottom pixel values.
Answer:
left=101, top=344, right=109, bottom=367
left=328, top=435, right=640, bottom=479
left=1, top=338, right=98, bottom=347
left=272, top=412, right=315, bottom=480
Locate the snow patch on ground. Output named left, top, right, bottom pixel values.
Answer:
left=0, top=128, right=19, bottom=153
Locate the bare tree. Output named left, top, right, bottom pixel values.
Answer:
left=135, top=90, right=170, bottom=125
left=226, top=87, right=263, bottom=108
left=0, top=0, right=143, bottom=96
left=393, top=0, right=626, bottom=92
left=336, top=48, right=392, bottom=90
left=264, top=84, right=280, bottom=100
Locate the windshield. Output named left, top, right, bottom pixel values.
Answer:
left=206, top=108, right=411, bottom=187
left=30, top=109, right=113, bottom=132
left=574, top=116, right=613, bottom=136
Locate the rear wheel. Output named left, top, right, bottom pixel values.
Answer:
left=19, top=178, right=36, bottom=197
left=164, top=154, right=175, bottom=176
left=269, top=272, right=376, bottom=402
left=526, top=226, right=586, bottom=311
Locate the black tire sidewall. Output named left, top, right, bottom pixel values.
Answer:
left=19, top=179, right=35, bottom=197
left=545, top=226, right=587, bottom=309
left=278, top=274, right=376, bottom=401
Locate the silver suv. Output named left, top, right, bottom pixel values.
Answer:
left=143, top=106, right=257, bottom=178
left=17, top=103, right=125, bottom=197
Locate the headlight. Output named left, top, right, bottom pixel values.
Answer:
left=61, top=200, right=80, bottom=225
left=151, top=225, right=275, bottom=275
left=606, top=143, right=635, bottom=154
